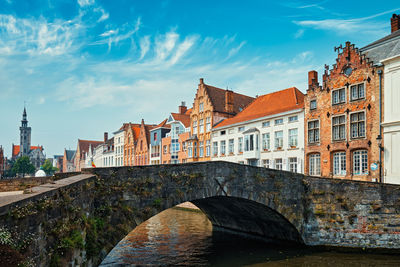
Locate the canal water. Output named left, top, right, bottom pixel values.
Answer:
left=101, top=206, right=400, bottom=266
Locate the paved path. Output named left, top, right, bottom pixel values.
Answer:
left=0, top=174, right=94, bottom=208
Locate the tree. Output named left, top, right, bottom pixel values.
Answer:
left=12, top=156, right=35, bottom=177
left=41, top=159, right=58, bottom=176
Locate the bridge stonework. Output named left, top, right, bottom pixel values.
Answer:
left=1, top=161, right=400, bottom=266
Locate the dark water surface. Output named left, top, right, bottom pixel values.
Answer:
left=101, top=207, right=400, bottom=266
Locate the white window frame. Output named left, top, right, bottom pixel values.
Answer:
left=332, top=87, right=346, bottom=105
left=228, top=139, right=234, bottom=154
left=350, top=82, right=366, bottom=101
left=288, top=115, right=298, bottom=122
left=350, top=110, right=366, bottom=139
left=289, top=157, right=297, bottom=173
left=333, top=151, right=346, bottom=176
left=332, top=114, right=346, bottom=141
left=274, top=118, right=283, bottom=125
left=288, top=128, right=298, bottom=147
left=274, top=131, right=283, bottom=150
left=238, top=137, right=243, bottom=153
left=310, top=99, right=317, bottom=110
left=309, top=154, right=321, bottom=176
left=220, top=140, right=226, bottom=155
left=262, top=133, right=270, bottom=150
left=353, top=150, right=368, bottom=175
left=307, top=119, right=320, bottom=144
left=275, top=158, right=283, bottom=170
left=213, top=141, right=218, bottom=156
left=206, top=140, right=210, bottom=156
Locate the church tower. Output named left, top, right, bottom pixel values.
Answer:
left=20, top=107, right=31, bottom=156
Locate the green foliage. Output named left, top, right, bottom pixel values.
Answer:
left=0, top=227, right=15, bottom=247
left=59, top=230, right=84, bottom=251
left=85, top=217, right=104, bottom=257
left=12, top=156, right=35, bottom=177
left=41, top=159, right=58, bottom=176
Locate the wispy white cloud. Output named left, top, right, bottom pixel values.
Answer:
left=139, top=36, right=150, bottom=60
left=294, top=29, right=304, bottom=38
left=294, top=8, right=400, bottom=36
left=77, top=0, right=95, bottom=8
left=227, top=41, right=246, bottom=59
left=95, top=7, right=109, bottom=22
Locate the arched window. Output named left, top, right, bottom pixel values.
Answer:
left=309, top=153, right=321, bottom=176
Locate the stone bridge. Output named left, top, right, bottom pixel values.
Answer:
left=1, top=161, right=400, bottom=266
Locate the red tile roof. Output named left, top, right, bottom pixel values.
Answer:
left=78, top=140, right=103, bottom=155
left=153, top=119, right=171, bottom=129
left=215, top=87, right=304, bottom=129
left=12, top=145, right=43, bottom=158
left=204, top=84, right=255, bottom=114
left=171, top=112, right=191, bottom=128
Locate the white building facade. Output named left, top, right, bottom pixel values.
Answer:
left=382, top=55, right=400, bottom=184
left=211, top=109, right=305, bottom=172
left=113, top=129, right=125, bottom=167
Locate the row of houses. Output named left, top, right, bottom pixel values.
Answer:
left=58, top=14, right=400, bottom=184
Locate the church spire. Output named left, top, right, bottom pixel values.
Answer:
left=22, top=107, right=28, bottom=127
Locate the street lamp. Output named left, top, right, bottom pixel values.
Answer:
left=376, top=135, right=384, bottom=183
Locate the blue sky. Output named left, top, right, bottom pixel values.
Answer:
left=0, top=0, right=399, bottom=158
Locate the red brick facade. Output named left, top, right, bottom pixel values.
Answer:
left=134, top=120, right=156, bottom=166
left=304, top=42, right=382, bottom=181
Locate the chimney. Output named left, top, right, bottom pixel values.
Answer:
left=308, top=70, right=319, bottom=90
left=225, top=89, right=234, bottom=114
left=179, top=101, right=187, bottom=114
left=199, top=78, right=204, bottom=84
left=391, top=14, right=400, bottom=33
left=104, top=132, right=108, bottom=143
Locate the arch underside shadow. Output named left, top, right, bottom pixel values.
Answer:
left=191, top=196, right=304, bottom=245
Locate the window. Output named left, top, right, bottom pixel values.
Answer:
left=350, top=83, right=365, bottom=101
left=308, top=120, right=319, bottom=144
left=199, top=102, right=204, bottom=112
left=262, top=121, right=270, bottom=127
left=199, top=119, right=204, bottom=134
left=192, top=121, right=197, bottom=135
left=332, top=88, right=346, bottom=105
left=228, top=129, right=234, bottom=134
left=228, top=139, right=234, bottom=154
left=262, top=159, right=270, bottom=168
left=289, top=157, right=297, bottom=173
left=353, top=150, right=368, bottom=175
left=199, top=141, right=204, bottom=157
left=275, top=158, right=282, bottom=170
left=182, top=142, right=186, bottom=151
left=154, top=132, right=158, bottom=141
left=332, top=115, right=346, bottom=141
left=238, top=137, right=243, bottom=153
left=220, top=140, right=226, bottom=155
left=194, top=142, right=197, bottom=157
left=206, top=117, right=211, bottom=131
left=175, top=126, right=180, bottom=135
left=310, top=100, right=317, bottom=110
left=238, top=126, right=245, bottom=132
left=309, top=154, right=321, bottom=176
left=274, top=131, right=283, bottom=149
left=289, top=115, right=298, bottom=122
left=206, top=140, right=210, bottom=156
left=220, top=130, right=226, bottom=136
left=333, top=152, right=346, bottom=176
left=213, top=142, right=218, bottom=156
left=350, top=112, right=365, bottom=139
left=275, top=118, right=283, bottom=125
left=289, top=129, right=298, bottom=147
left=188, top=143, right=193, bottom=158
left=262, top=133, right=270, bottom=150
left=244, top=134, right=255, bottom=151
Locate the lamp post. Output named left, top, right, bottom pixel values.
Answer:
left=376, top=135, right=384, bottom=183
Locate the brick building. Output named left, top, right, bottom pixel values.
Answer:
left=134, top=119, right=156, bottom=166
left=304, top=41, right=382, bottom=181
left=187, top=78, right=254, bottom=162
left=123, top=123, right=141, bottom=166
left=74, top=139, right=103, bottom=171
left=161, top=103, right=192, bottom=164
left=62, top=149, right=76, bottom=172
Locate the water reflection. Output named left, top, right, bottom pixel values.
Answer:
left=101, top=206, right=400, bottom=266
